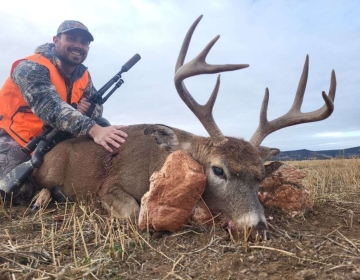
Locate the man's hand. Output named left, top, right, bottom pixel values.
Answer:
left=88, top=124, right=128, bottom=152
left=77, top=98, right=91, bottom=115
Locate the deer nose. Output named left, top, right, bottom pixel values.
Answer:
left=226, top=220, right=270, bottom=241
left=249, top=220, right=270, bottom=241
left=255, top=220, right=268, bottom=231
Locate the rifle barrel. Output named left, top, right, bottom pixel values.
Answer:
left=95, top=53, right=141, bottom=98
left=122, top=54, right=141, bottom=72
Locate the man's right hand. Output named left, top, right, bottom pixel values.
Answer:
left=88, top=124, right=128, bottom=152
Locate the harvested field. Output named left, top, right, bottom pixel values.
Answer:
left=1, top=158, right=360, bottom=279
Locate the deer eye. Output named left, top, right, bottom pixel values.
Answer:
left=212, top=166, right=224, bottom=177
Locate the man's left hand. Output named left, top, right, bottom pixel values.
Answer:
left=77, top=98, right=91, bottom=115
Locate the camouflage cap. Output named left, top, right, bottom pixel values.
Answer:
left=57, top=20, right=94, bottom=42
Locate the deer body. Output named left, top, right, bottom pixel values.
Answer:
left=33, top=124, right=268, bottom=230
left=31, top=15, right=336, bottom=235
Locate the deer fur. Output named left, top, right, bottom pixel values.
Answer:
left=32, top=124, right=275, bottom=232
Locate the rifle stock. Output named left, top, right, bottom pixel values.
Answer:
left=0, top=128, right=68, bottom=194
left=0, top=161, right=34, bottom=193
left=0, top=54, right=141, bottom=196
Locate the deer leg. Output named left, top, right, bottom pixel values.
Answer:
left=99, top=186, right=140, bottom=221
left=49, top=186, right=68, bottom=202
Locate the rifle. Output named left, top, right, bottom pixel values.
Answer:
left=0, top=54, right=141, bottom=196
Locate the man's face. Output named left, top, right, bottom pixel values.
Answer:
left=53, top=30, right=90, bottom=67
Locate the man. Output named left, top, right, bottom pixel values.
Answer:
left=0, top=20, right=128, bottom=202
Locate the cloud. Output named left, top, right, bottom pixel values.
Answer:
left=315, top=131, right=360, bottom=138
left=0, top=0, right=359, bottom=151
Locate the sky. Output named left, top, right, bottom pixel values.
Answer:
left=0, top=0, right=359, bottom=152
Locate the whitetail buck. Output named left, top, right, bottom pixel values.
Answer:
left=32, top=15, right=336, bottom=237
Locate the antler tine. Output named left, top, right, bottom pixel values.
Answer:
left=250, top=55, right=337, bottom=147
left=175, top=15, right=203, bottom=73
left=291, top=55, right=309, bottom=111
left=175, top=15, right=249, bottom=145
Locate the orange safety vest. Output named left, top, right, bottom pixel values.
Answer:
left=0, top=54, right=89, bottom=147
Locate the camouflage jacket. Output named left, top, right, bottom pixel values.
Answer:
left=11, top=43, right=102, bottom=136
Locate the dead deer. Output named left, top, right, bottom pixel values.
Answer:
left=32, top=15, right=336, bottom=238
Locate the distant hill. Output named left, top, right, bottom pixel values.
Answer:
left=274, top=146, right=360, bottom=161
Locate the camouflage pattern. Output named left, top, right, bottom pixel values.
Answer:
left=57, top=20, right=94, bottom=41
left=0, top=42, right=103, bottom=200
left=0, top=128, right=30, bottom=179
left=0, top=128, right=35, bottom=204
left=0, top=159, right=34, bottom=193
left=12, top=43, right=103, bottom=137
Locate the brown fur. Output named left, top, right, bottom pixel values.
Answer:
left=32, top=124, right=275, bottom=231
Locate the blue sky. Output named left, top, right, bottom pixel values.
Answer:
left=0, top=0, right=359, bottom=151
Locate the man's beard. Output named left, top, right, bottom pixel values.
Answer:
left=58, top=48, right=87, bottom=67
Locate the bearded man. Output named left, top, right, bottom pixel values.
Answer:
left=0, top=20, right=127, bottom=203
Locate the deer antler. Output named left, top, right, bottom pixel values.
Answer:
left=175, top=15, right=249, bottom=145
left=250, top=55, right=336, bottom=147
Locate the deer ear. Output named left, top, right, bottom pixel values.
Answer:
left=144, top=124, right=179, bottom=152
left=258, top=146, right=280, bottom=163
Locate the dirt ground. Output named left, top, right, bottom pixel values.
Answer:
left=0, top=193, right=359, bottom=280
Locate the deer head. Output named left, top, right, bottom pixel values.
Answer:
left=170, top=15, right=336, bottom=237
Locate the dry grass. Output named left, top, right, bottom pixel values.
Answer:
left=288, top=158, right=360, bottom=202
left=0, top=158, right=359, bottom=279
left=0, top=199, right=162, bottom=279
